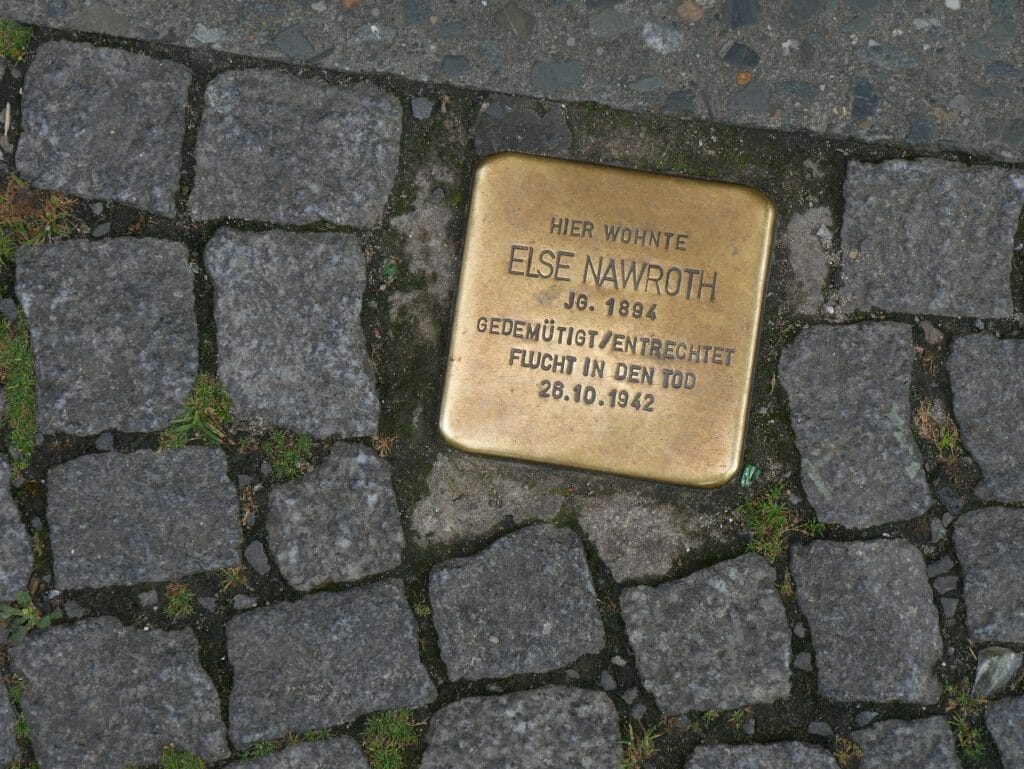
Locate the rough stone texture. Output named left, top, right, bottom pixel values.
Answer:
left=190, top=70, right=400, bottom=226
left=474, top=96, right=572, bottom=155
left=229, top=738, right=369, bottom=769
left=973, top=646, right=1022, bottom=697
left=621, top=553, right=790, bottom=715
left=228, top=581, right=436, bottom=745
left=954, top=507, right=1024, bottom=643
left=47, top=448, right=240, bottom=589
left=205, top=228, right=378, bottom=438
left=686, top=742, right=839, bottom=769
left=411, top=452, right=564, bottom=545
left=420, top=686, right=621, bottom=769
left=17, top=41, right=190, bottom=215
left=0, top=695, right=15, bottom=768
left=782, top=206, right=833, bottom=315
left=986, top=696, right=1024, bottom=769
left=779, top=323, right=932, bottom=528
left=0, top=457, right=31, bottom=602
left=791, top=540, right=942, bottom=703
left=853, top=717, right=962, bottom=769
left=16, top=237, right=198, bottom=435
left=949, top=336, right=1024, bottom=500
left=837, top=159, right=1024, bottom=316
left=577, top=492, right=689, bottom=582
left=268, top=443, right=404, bottom=591
left=8, top=617, right=229, bottom=769
left=429, top=524, right=604, bottom=681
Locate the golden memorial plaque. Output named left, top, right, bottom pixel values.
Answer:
left=439, top=153, right=775, bottom=487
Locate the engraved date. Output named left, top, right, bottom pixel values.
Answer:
left=539, top=379, right=655, bottom=411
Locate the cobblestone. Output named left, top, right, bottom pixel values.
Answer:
left=0, top=696, right=15, bottom=768
left=948, top=335, right=1024, bottom=501
left=420, top=686, right=621, bottom=769
left=986, top=696, right=1024, bottom=769
left=230, top=738, right=369, bottom=769
left=621, top=553, right=790, bottom=715
left=686, top=742, right=839, bottom=769
left=205, top=228, right=378, bottom=438
left=474, top=96, right=571, bottom=156
left=791, top=540, right=941, bottom=703
left=17, top=41, right=190, bottom=215
left=16, top=237, right=198, bottom=435
left=47, top=448, right=240, bottom=589
left=853, top=717, right=961, bottom=769
left=429, top=524, right=603, bottom=680
left=268, top=443, right=404, bottom=590
left=8, top=617, right=229, bottom=769
left=190, top=70, right=400, bottom=226
left=837, top=160, right=1024, bottom=317
left=953, top=507, right=1024, bottom=643
left=0, top=458, right=30, bottom=602
left=779, top=323, right=932, bottom=528
left=227, top=581, right=435, bottom=745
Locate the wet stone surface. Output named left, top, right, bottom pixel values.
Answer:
left=190, top=70, right=401, bottom=226
left=853, top=717, right=961, bottom=769
left=17, top=41, right=190, bottom=215
left=16, top=237, right=198, bottom=435
left=985, top=696, right=1024, bottom=769
left=0, top=695, right=15, bottom=767
left=420, top=686, right=622, bottom=769
left=0, top=457, right=30, bottom=602
left=779, top=323, right=932, bottom=528
left=791, top=540, right=941, bottom=703
left=429, top=524, right=604, bottom=681
left=227, top=581, right=436, bottom=745
left=837, top=159, right=1024, bottom=317
left=685, top=742, right=839, bottom=769
left=47, top=448, right=240, bottom=589
left=953, top=506, right=1024, bottom=643
left=267, top=442, right=404, bottom=591
left=205, top=228, right=378, bottom=438
left=621, top=553, right=790, bottom=715
left=474, top=96, right=572, bottom=156
left=948, top=335, right=1024, bottom=501
left=8, top=618, right=229, bottom=769
left=229, top=738, right=369, bottom=769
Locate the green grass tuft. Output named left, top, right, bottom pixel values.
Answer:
left=158, top=746, right=205, bottom=769
left=738, top=484, right=824, bottom=562
left=162, top=582, right=195, bottom=621
left=0, top=313, right=36, bottom=475
left=0, top=174, right=76, bottom=264
left=621, top=722, right=661, bottom=769
left=0, top=19, right=31, bottom=60
left=362, top=710, right=418, bottom=769
left=160, top=374, right=231, bottom=449
left=263, top=429, right=313, bottom=480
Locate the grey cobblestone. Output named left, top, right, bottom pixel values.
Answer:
left=0, top=695, right=15, bottom=768
left=779, top=323, right=931, bottom=528
left=621, top=553, right=790, bottom=715
left=190, top=70, right=400, bottom=226
left=16, top=237, right=198, bottom=435
left=17, top=41, right=190, bottom=216
left=429, top=524, right=603, bottom=681
left=268, top=442, right=404, bottom=591
left=205, top=228, right=378, bottom=438
left=227, top=581, right=435, bottom=745
left=420, top=686, right=621, bottom=769
left=0, top=458, right=30, bottom=602
left=229, top=738, right=369, bottom=769
left=837, top=160, right=1024, bottom=317
left=8, top=617, right=229, bottom=769
left=791, top=540, right=941, bottom=703
left=953, top=507, right=1024, bottom=643
left=686, top=742, right=839, bottom=769
left=949, top=335, right=1024, bottom=501
left=853, top=717, right=961, bottom=769
left=986, top=696, right=1024, bottom=769
left=47, top=448, right=240, bottom=589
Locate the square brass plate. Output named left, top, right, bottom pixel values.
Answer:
left=439, top=153, right=775, bottom=487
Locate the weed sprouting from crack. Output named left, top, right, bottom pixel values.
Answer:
left=361, top=709, right=419, bottom=769
left=0, top=174, right=77, bottom=263
left=0, top=590, right=60, bottom=645
left=157, top=746, right=205, bottom=769
left=945, top=678, right=987, bottom=761
left=163, top=582, right=196, bottom=621
left=263, top=429, right=314, bottom=480
left=160, top=374, right=231, bottom=449
left=621, top=721, right=661, bottom=769
left=0, top=19, right=31, bottom=61
left=0, top=313, right=37, bottom=476
left=832, top=736, right=862, bottom=767
left=737, top=484, right=824, bottom=562
left=218, top=566, right=248, bottom=593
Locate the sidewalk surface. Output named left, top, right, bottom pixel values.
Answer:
left=0, top=2, right=1022, bottom=769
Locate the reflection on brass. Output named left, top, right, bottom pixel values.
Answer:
left=439, top=153, right=775, bottom=488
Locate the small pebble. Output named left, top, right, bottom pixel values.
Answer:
left=599, top=670, right=616, bottom=691
left=630, top=703, right=646, bottom=720
left=244, top=540, right=271, bottom=575
left=854, top=710, right=878, bottom=727
left=926, top=556, right=954, bottom=578
left=411, top=96, right=433, bottom=120
left=63, top=600, right=86, bottom=619
left=232, top=594, right=257, bottom=610
left=138, top=590, right=158, bottom=607
left=794, top=652, right=813, bottom=671
left=94, top=432, right=114, bottom=452
left=932, top=575, right=958, bottom=594
left=808, top=721, right=833, bottom=737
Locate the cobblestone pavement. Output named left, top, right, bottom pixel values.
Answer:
left=0, top=11, right=1022, bottom=769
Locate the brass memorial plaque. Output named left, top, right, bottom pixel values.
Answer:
left=439, top=153, right=775, bottom=487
